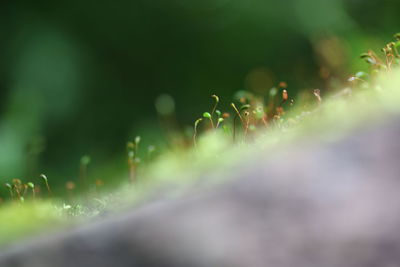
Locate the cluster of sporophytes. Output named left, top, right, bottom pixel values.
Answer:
left=1, top=33, right=399, bottom=208
left=193, top=83, right=296, bottom=147
left=3, top=174, right=52, bottom=203
left=193, top=33, right=400, bottom=147
left=348, top=33, right=400, bottom=84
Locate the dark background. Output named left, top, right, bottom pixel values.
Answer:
left=0, top=0, right=398, bottom=189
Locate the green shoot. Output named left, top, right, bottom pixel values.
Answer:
left=203, top=112, right=214, bottom=129
left=12, top=179, right=22, bottom=200
left=40, top=174, right=52, bottom=196
left=231, top=103, right=245, bottom=126
left=5, top=183, right=13, bottom=199
left=243, top=111, right=250, bottom=139
left=193, top=118, right=203, bottom=148
left=216, top=117, right=224, bottom=128
left=211, top=94, right=219, bottom=116
left=147, top=145, right=156, bottom=161
left=127, top=138, right=141, bottom=184
left=27, top=182, right=35, bottom=199
left=135, top=136, right=141, bottom=156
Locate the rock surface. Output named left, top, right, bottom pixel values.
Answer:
left=1, top=116, right=400, bottom=267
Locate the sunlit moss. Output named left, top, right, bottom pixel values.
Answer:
left=0, top=201, right=63, bottom=246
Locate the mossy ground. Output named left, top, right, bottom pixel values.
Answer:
left=1, top=68, right=399, bottom=249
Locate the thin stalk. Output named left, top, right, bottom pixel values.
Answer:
left=193, top=118, right=202, bottom=148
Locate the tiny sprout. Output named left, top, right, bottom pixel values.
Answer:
left=134, top=136, right=141, bottom=156
left=394, top=33, right=400, bottom=41
left=127, top=138, right=141, bottom=184
left=5, top=183, right=13, bottom=199
left=211, top=94, right=219, bottom=103
left=194, top=118, right=203, bottom=128
left=211, top=94, right=219, bottom=116
left=215, top=110, right=222, bottom=117
left=193, top=118, right=203, bottom=147
left=231, top=103, right=245, bottom=126
left=27, top=182, right=35, bottom=199
left=203, top=112, right=214, bottom=129
left=135, top=136, right=141, bottom=145
left=40, top=174, right=47, bottom=181
left=243, top=111, right=250, bottom=139
left=216, top=117, right=224, bottom=128
left=203, top=112, right=212, bottom=119
left=41, top=174, right=52, bottom=196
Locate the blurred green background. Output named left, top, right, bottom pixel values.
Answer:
left=0, top=0, right=398, bottom=191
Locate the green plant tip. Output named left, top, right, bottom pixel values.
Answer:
left=194, top=118, right=203, bottom=127
left=135, top=136, right=141, bottom=144
left=40, top=174, right=48, bottom=181
left=27, top=182, right=34, bottom=188
left=211, top=94, right=219, bottom=103
left=218, top=118, right=224, bottom=123
left=203, top=112, right=212, bottom=119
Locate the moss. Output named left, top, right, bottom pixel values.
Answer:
left=1, top=66, right=399, bottom=248
left=0, top=201, right=63, bottom=247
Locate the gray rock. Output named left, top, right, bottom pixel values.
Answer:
left=1, top=116, right=400, bottom=267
